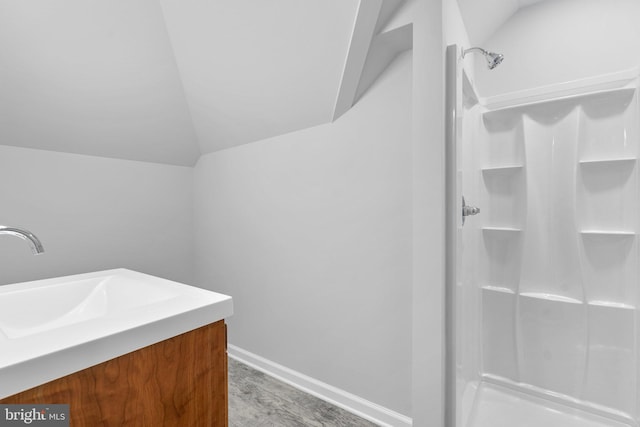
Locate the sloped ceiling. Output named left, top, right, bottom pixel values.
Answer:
left=159, top=0, right=359, bottom=154
left=457, top=0, right=546, bottom=45
left=0, top=0, right=404, bottom=165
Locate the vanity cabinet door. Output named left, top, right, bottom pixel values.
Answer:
left=1, top=320, right=229, bottom=426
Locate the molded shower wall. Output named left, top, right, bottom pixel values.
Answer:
left=460, top=72, right=640, bottom=426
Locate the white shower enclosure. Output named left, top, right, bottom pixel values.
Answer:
left=446, top=44, right=640, bottom=427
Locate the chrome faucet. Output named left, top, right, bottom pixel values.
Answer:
left=0, top=226, right=45, bottom=255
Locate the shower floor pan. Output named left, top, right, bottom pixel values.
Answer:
left=463, top=382, right=633, bottom=427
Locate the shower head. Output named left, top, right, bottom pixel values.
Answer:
left=463, top=47, right=504, bottom=70
left=484, top=51, right=504, bottom=70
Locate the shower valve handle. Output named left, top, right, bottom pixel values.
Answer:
left=462, top=196, right=480, bottom=225
left=463, top=205, right=480, bottom=216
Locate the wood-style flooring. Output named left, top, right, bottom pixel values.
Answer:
left=228, top=358, right=380, bottom=427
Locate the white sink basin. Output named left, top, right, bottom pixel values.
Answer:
left=0, top=269, right=233, bottom=399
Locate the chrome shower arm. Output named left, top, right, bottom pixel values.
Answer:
left=462, top=47, right=488, bottom=57
left=462, top=46, right=504, bottom=70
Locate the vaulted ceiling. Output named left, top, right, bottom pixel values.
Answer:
left=1, top=0, right=412, bottom=166
left=0, top=0, right=363, bottom=165
left=0, top=0, right=409, bottom=166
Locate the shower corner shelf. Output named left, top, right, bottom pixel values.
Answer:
left=578, top=157, right=637, bottom=166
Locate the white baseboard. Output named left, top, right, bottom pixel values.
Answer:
left=227, top=344, right=412, bottom=427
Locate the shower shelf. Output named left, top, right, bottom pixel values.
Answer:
left=481, top=285, right=515, bottom=294
left=580, top=230, right=635, bottom=237
left=482, top=227, right=522, bottom=233
left=578, top=157, right=636, bottom=167
left=481, top=165, right=524, bottom=173
left=519, top=292, right=581, bottom=304
left=588, top=300, right=634, bottom=310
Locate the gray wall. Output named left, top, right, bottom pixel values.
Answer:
left=194, top=51, right=413, bottom=416
left=0, top=145, right=194, bottom=286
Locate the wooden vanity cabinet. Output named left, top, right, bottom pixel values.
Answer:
left=1, top=320, right=228, bottom=427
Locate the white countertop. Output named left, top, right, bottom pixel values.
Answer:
left=0, top=269, right=233, bottom=399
